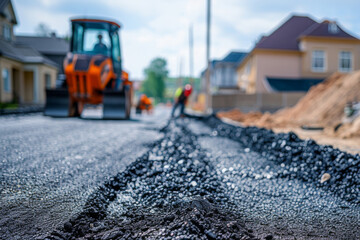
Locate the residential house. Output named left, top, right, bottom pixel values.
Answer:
left=16, top=34, right=69, bottom=74
left=0, top=0, right=66, bottom=104
left=237, top=15, right=360, bottom=93
left=201, top=51, right=247, bottom=92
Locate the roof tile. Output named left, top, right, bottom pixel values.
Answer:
left=255, top=15, right=316, bottom=50
left=16, top=36, right=69, bottom=55
left=300, top=20, right=358, bottom=39
left=0, top=38, right=58, bottom=67
left=255, top=15, right=359, bottom=51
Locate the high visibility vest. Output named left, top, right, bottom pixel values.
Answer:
left=174, top=87, right=182, bottom=98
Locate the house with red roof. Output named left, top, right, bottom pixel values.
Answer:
left=237, top=15, right=360, bottom=93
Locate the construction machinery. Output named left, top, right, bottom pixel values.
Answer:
left=44, top=18, right=132, bottom=119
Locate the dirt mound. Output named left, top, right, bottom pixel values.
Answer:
left=275, top=72, right=359, bottom=127
left=218, top=71, right=360, bottom=137
left=217, top=109, right=263, bottom=125
left=329, top=116, right=360, bottom=138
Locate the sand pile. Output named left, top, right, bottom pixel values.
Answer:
left=329, top=116, right=360, bottom=138
left=217, top=71, right=360, bottom=138
left=217, top=109, right=263, bottom=124
left=274, top=72, right=359, bottom=127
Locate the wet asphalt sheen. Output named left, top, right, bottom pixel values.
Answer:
left=0, top=109, right=359, bottom=240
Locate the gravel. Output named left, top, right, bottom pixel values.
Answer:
left=45, top=115, right=359, bottom=239
left=2, top=112, right=359, bottom=239
left=45, top=119, right=256, bottom=239
left=0, top=112, right=165, bottom=240
left=204, top=116, right=360, bottom=204
left=194, top=118, right=359, bottom=239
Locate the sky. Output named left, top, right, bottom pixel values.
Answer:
left=12, top=0, right=360, bottom=80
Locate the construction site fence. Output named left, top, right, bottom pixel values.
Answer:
left=211, top=92, right=306, bottom=113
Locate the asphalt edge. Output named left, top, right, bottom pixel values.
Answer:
left=0, top=106, right=44, bottom=116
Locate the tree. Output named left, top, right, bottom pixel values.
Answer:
left=141, top=58, right=168, bottom=102
left=35, top=23, right=54, bottom=37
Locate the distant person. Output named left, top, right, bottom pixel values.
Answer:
left=171, top=84, right=192, bottom=118
left=93, top=34, right=108, bottom=55
left=136, top=94, right=153, bottom=114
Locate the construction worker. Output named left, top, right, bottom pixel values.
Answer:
left=136, top=94, right=153, bottom=114
left=93, top=34, right=108, bottom=55
left=144, top=96, right=153, bottom=114
left=171, top=84, right=192, bottom=117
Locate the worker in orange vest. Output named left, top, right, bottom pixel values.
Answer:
left=136, top=94, right=153, bottom=114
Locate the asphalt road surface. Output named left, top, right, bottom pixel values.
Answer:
left=0, top=107, right=359, bottom=240
left=0, top=109, right=167, bottom=239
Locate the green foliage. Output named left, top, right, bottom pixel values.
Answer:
left=35, top=23, right=54, bottom=37
left=0, top=103, right=18, bottom=109
left=141, top=58, right=168, bottom=101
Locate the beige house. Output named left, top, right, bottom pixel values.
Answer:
left=0, top=0, right=58, bottom=104
left=238, top=15, right=360, bottom=93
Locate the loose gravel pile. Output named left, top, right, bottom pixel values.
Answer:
left=45, top=119, right=257, bottom=240
left=44, top=115, right=359, bottom=240
left=205, top=116, right=360, bottom=204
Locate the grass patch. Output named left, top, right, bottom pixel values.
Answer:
left=0, top=103, right=19, bottom=109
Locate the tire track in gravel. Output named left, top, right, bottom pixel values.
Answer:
left=44, top=119, right=258, bottom=240
left=44, top=115, right=360, bottom=240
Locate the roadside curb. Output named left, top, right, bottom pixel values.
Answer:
left=0, top=106, right=44, bottom=116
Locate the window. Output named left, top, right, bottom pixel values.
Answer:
left=72, top=23, right=84, bottom=53
left=3, top=24, right=11, bottom=41
left=245, top=62, right=251, bottom=75
left=83, top=29, right=110, bottom=54
left=45, top=74, right=51, bottom=88
left=111, top=31, right=121, bottom=62
left=312, top=50, right=325, bottom=72
left=111, top=31, right=121, bottom=75
left=299, top=41, right=305, bottom=51
left=339, top=51, right=352, bottom=72
left=72, top=23, right=111, bottom=56
left=225, top=67, right=231, bottom=86
left=2, top=68, right=11, bottom=92
left=328, top=22, right=339, bottom=34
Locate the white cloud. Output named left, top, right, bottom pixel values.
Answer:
left=14, top=1, right=71, bottom=36
left=12, top=0, right=360, bottom=79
